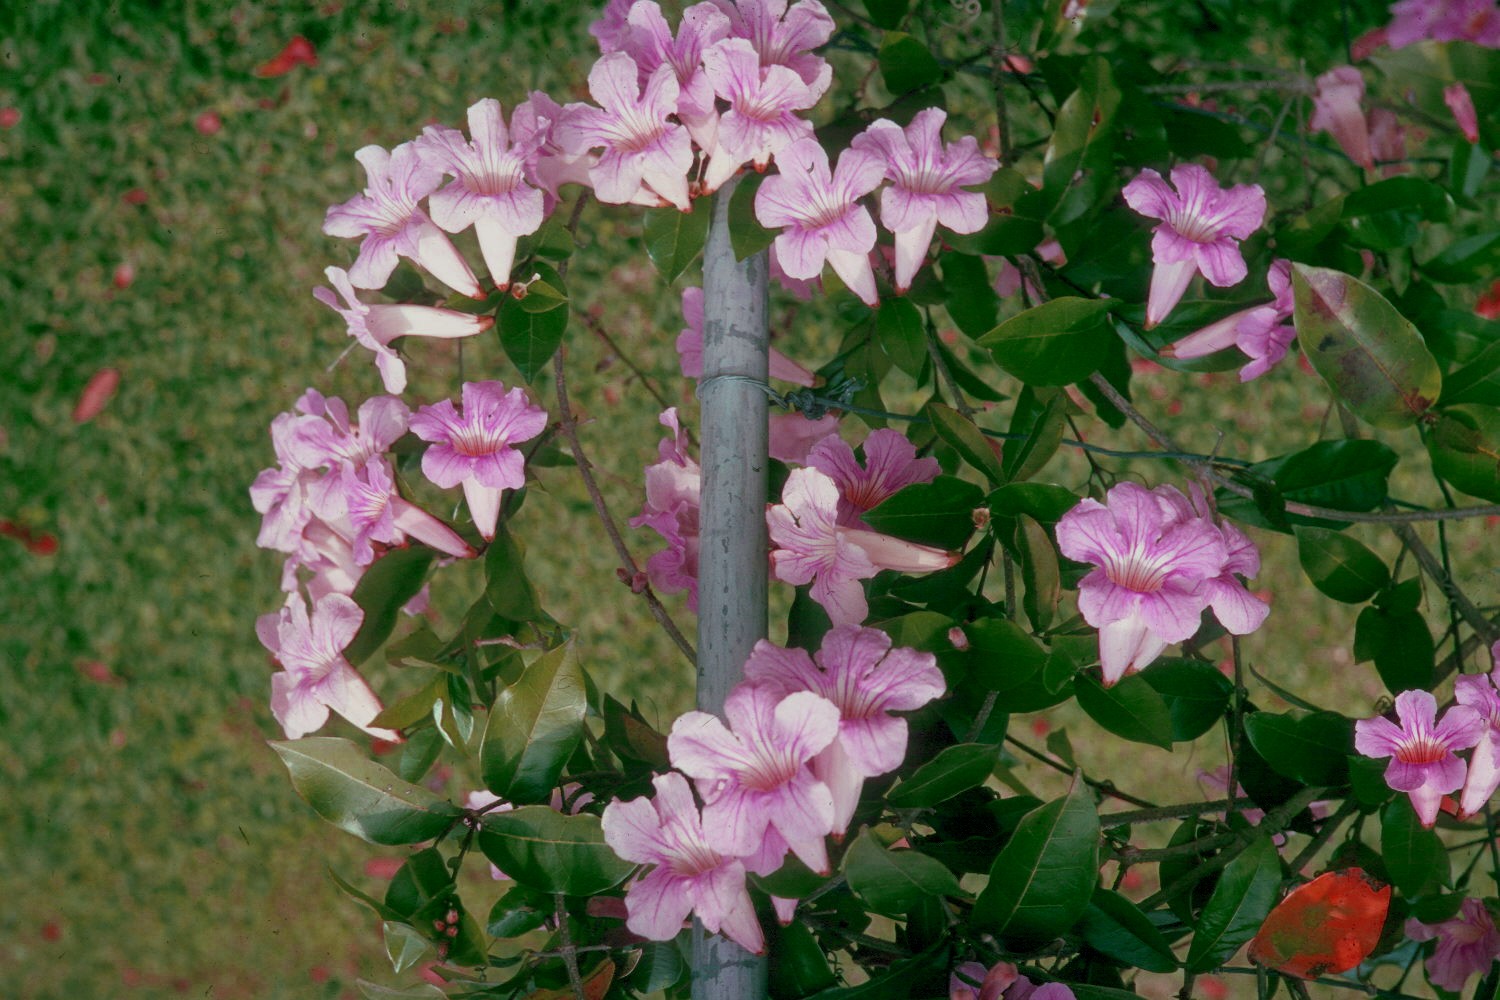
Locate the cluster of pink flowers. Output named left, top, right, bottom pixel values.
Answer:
left=950, top=961, right=1076, bottom=1000
left=601, top=625, right=945, bottom=953
left=1163, top=259, right=1297, bottom=382
left=1385, top=0, right=1500, bottom=47
left=1407, top=898, right=1500, bottom=993
left=1055, top=481, right=1269, bottom=685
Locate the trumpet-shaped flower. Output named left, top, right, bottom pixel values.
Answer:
left=323, top=143, right=483, bottom=298
left=313, top=266, right=493, bottom=393
left=675, top=286, right=816, bottom=385
left=257, top=592, right=398, bottom=741
left=622, top=2, right=731, bottom=149
left=1455, top=673, right=1500, bottom=818
left=755, top=138, right=886, bottom=306
left=557, top=52, right=694, bottom=211
left=415, top=99, right=547, bottom=290
left=807, top=428, right=940, bottom=527
left=699, top=37, right=819, bottom=191
left=744, top=626, right=945, bottom=833
left=513, top=91, right=598, bottom=209
left=602, top=771, right=765, bottom=954
left=1406, top=898, right=1500, bottom=993
left=1164, top=259, right=1298, bottom=381
left=288, top=390, right=410, bottom=475
left=588, top=0, right=635, bottom=52
left=1310, top=67, right=1373, bottom=170
left=1355, top=689, right=1484, bottom=826
left=711, top=0, right=835, bottom=96
left=768, top=412, right=841, bottom=464
left=1444, top=82, right=1481, bottom=144
left=409, top=382, right=548, bottom=541
left=1121, top=164, right=1266, bottom=328
left=851, top=108, right=998, bottom=291
left=1055, top=482, right=1243, bottom=684
left=1387, top=0, right=1500, bottom=48
left=768, top=468, right=957, bottom=626
left=669, top=685, right=841, bottom=873
left=630, top=408, right=703, bottom=607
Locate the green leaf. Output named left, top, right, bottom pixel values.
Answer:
left=879, top=32, right=942, bottom=94
left=1295, top=526, right=1390, bottom=603
left=1075, top=671, right=1174, bottom=749
left=1215, top=439, right=1398, bottom=531
left=926, top=402, right=1006, bottom=486
left=396, top=726, right=445, bottom=783
left=1380, top=797, right=1447, bottom=898
left=1080, top=889, right=1179, bottom=973
left=1002, top=387, right=1069, bottom=485
left=980, top=297, right=1115, bottom=386
left=1421, top=230, right=1500, bottom=283
left=487, top=882, right=551, bottom=938
left=972, top=775, right=1100, bottom=943
left=1242, top=710, right=1353, bottom=787
left=485, top=525, right=543, bottom=622
left=357, top=981, right=447, bottom=1000
left=328, top=865, right=401, bottom=921
left=876, top=297, right=928, bottom=378
left=632, top=939, right=687, bottom=994
left=727, top=172, right=774, bottom=262
left=1142, top=659, right=1234, bottom=742
left=1186, top=834, right=1282, bottom=973
left=270, top=737, right=463, bottom=846
left=1291, top=263, right=1442, bottom=429
left=1014, top=514, right=1059, bottom=631
left=369, top=672, right=447, bottom=732
left=948, top=168, right=1048, bottom=257
left=344, top=547, right=436, bottom=666
left=480, top=642, right=586, bottom=803
left=863, top=0, right=908, bottom=29
left=750, top=853, right=830, bottom=899
left=964, top=618, right=1047, bottom=695
left=1427, top=404, right=1500, bottom=502
left=939, top=252, right=1000, bottom=339
left=843, top=831, right=965, bottom=916
left=887, top=743, right=998, bottom=808
left=863, top=476, right=983, bottom=550
left=499, top=276, right=569, bottom=384
left=1355, top=606, right=1434, bottom=693
left=383, top=920, right=431, bottom=974
left=1442, top=341, right=1500, bottom=407
left=644, top=201, right=709, bottom=282
left=1042, top=57, right=1122, bottom=230
left=770, top=921, right=836, bottom=998
left=1341, top=177, right=1453, bottom=251
left=478, top=806, right=634, bottom=896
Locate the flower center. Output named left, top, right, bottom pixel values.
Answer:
left=606, top=107, right=667, bottom=155
left=1395, top=734, right=1449, bottom=766
left=450, top=423, right=503, bottom=457
left=1105, top=548, right=1168, bottom=593
left=740, top=745, right=799, bottom=792
left=668, top=838, right=723, bottom=877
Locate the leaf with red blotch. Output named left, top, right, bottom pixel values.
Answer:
left=73, top=367, right=121, bottom=423
left=1249, top=869, right=1390, bottom=979
left=254, top=35, right=318, bottom=78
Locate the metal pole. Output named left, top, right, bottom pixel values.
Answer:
left=692, top=177, right=771, bottom=998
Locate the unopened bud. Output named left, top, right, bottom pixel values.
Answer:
left=445, top=909, right=459, bottom=925
left=948, top=626, right=970, bottom=651
left=971, top=507, right=991, bottom=530
left=445, top=924, right=459, bottom=938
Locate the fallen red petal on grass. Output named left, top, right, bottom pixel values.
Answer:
left=77, top=660, right=123, bottom=685
left=122, top=188, right=148, bottom=206
left=73, top=368, right=121, bottom=423
left=1, top=519, right=59, bottom=555
left=194, top=110, right=222, bottom=136
left=41, top=922, right=61, bottom=942
left=254, top=36, right=318, bottom=78
left=1476, top=279, right=1500, bottom=320
left=112, top=263, right=135, bottom=290
left=0, top=107, right=19, bottom=129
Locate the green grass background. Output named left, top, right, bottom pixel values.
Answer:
left=2, top=2, right=1496, bottom=999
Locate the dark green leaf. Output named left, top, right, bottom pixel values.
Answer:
left=1380, top=797, right=1447, bottom=898
left=1291, top=264, right=1442, bottom=429
left=1075, top=671, right=1174, bottom=749
left=887, top=744, right=998, bottom=808
left=1242, top=711, right=1353, bottom=787
left=1442, top=341, right=1500, bottom=407
left=1080, top=889, right=1179, bottom=973
left=863, top=0, right=908, bottom=29
left=988, top=483, right=1083, bottom=525
left=271, top=737, right=462, bottom=846
left=728, top=172, right=775, bottom=262
left=843, top=831, right=965, bottom=916
left=1186, top=834, right=1281, bottom=973
left=973, top=775, right=1099, bottom=943
left=1295, top=526, right=1389, bottom=603
left=369, top=672, right=447, bottom=732
left=964, top=618, right=1047, bottom=695
left=1427, top=404, right=1500, bottom=502
left=926, top=402, right=1006, bottom=486
left=947, top=168, right=1048, bottom=257
left=876, top=297, right=928, bottom=378
left=940, top=252, right=1000, bottom=339
left=1341, top=177, right=1452, bottom=251
left=1421, top=230, right=1500, bottom=283
left=751, top=853, right=830, bottom=899
left=345, top=547, right=436, bottom=666
left=478, top=807, right=634, bottom=896
left=771, top=921, right=837, bottom=997
left=1354, top=606, right=1434, bottom=693
left=1015, top=514, right=1060, bottom=630
left=878, top=32, right=943, bottom=94
left=485, top=525, right=543, bottom=621
left=632, top=939, right=687, bottom=994
left=329, top=865, right=401, bottom=921
left=486, top=883, right=551, bottom=938
left=499, top=280, right=569, bottom=384
left=1142, top=659, right=1234, bottom=742
left=644, top=201, right=709, bottom=283
left=480, top=643, right=586, bottom=803
left=1002, top=386, right=1069, bottom=484
left=1216, top=439, right=1398, bottom=531
left=864, top=476, right=983, bottom=549
left=396, top=726, right=444, bottom=783
left=980, top=297, right=1115, bottom=386
left=1042, top=57, right=1121, bottom=230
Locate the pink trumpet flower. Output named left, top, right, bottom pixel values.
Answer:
left=409, top=382, right=549, bottom=542
left=1444, top=82, right=1481, bottom=144
left=1456, top=673, right=1500, bottom=818
left=699, top=37, right=819, bottom=192
left=768, top=468, right=957, bottom=626
left=1310, top=67, right=1374, bottom=170
left=1355, top=689, right=1484, bottom=827
left=602, top=771, right=765, bottom=955
left=755, top=138, right=886, bottom=307
left=622, top=2, right=731, bottom=150
left=669, top=685, right=841, bottom=873
left=1387, top=0, right=1500, bottom=48
left=769, top=412, right=841, bottom=464
left=675, top=287, right=816, bottom=385
left=807, top=428, right=940, bottom=527
left=323, top=143, right=484, bottom=298
left=1163, top=260, right=1296, bottom=382
left=851, top=108, right=998, bottom=292
left=1121, top=164, right=1266, bottom=329
left=257, top=592, right=399, bottom=742
left=314, top=266, right=493, bottom=394
left=710, top=0, right=835, bottom=96
left=744, top=626, right=945, bottom=834
left=415, top=98, right=547, bottom=291
left=630, top=408, right=703, bottom=607
left=1406, top=899, right=1500, bottom=993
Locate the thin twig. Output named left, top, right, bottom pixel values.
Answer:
left=1288, top=797, right=1358, bottom=873
left=1005, top=735, right=1157, bottom=808
left=990, top=0, right=1012, bottom=166
left=1099, top=798, right=1253, bottom=826
left=577, top=309, right=681, bottom=422
left=554, top=894, right=586, bottom=1000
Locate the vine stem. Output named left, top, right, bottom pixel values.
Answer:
left=555, top=894, right=586, bottom=1000
left=1005, top=735, right=1156, bottom=808
left=1099, top=798, right=1254, bottom=826
left=1287, top=797, right=1357, bottom=873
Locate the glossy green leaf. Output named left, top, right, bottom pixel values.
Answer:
left=876, top=297, right=928, bottom=378
left=940, top=252, right=1000, bottom=339
left=844, top=831, right=964, bottom=916
left=1380, top=798, right=1447, bottom=898
left=770, top=921, right=836, bottom=998
left=964, top=617, right=1047, bottom=694
left=1341, top=177, right=1452, bottom=251
left=480, top=643, right=586, bottom=803
left=1186, top=834, right=1281, bottom=973
left=1141, top=659, right=1234, bottom=742
left=947, top=168, right=1048, bottom=257
left=887, top=743, right=998, bottom=808
left=727, top=172, right=774, bottom=262
left=879, top=32, right=942, bottom=94
left=1422, top=230, right=1500, bottom=283
left=357, top=981, right=447, bottom=1000
left=344, top=547, right=435, bottom=666
left=486, top=883, right=551, bottom=939
left=1042, top=57, right=1121, bottom=229
left=973, top=775, right=1099, bottom=943
left=980, top=297, right=1115, bottom=386
left=863, top=476, right=983, bottom=549
left=1442, top=341, right=1500, bottom=407
left=1015, top=514, right=1059, bottom=631
left=1080, top=889, right=1179, bottom=973
left=1291, top=263, right=1442, bottom=429
left=632, top=939, right=687, bottom=994
left=1295, top=526, right=1389, bottom=603
left=1427, top=404, right=1500, bottom=502
left=1215, top=439, right=1398, bottom=531
left=369, top=672, right=447, bottom=732
left=644, top=201, right=709, bottom=283
left=383, top=920, right=431, bottom=974
left=485, top=525, right=543, bottom=622
left=1354, top=605, right=1434, bottom=693
left=926, top=402, right=1006, bottom=486
left=1242, top=710, right=1353, bottom=787
left=1002, top=387, right=1069, bottom=484
left=863, top=0, right=908, bottom=28
left=478, top=807, right=634, bottom=896
left=1075, top=671, right=1174, bottom=749
left=499, top=287, right=568, bottom=384
left=270, top=737, right=463, bottom=846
